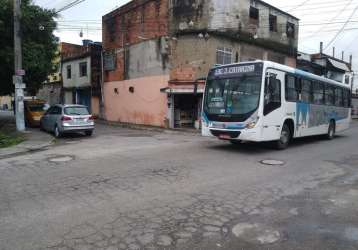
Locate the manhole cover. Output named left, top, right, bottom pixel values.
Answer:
left=49, top=156, right=74, bottom=163
left=260, top=159, right=285, bottom=166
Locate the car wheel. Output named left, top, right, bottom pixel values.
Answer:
left=54, top=125, right=62, bottom=138
left=326, top=120, right=335, bottom=140
left=275, top=124, right=291, bottom=150
left=85, top=130, right=93, bottom=136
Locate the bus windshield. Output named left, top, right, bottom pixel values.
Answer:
left=204, top=75, right=262, bottom=116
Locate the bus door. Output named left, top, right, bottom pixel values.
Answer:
left=261, top=69, right=285, bottom=141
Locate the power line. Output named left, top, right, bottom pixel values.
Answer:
left=344, top=32, right=358, bottom=50
left=287, top=2, right=355, bottom=12
left=324, top=4, right=358, bottom=51
left=305, top=0, right=354, bottom=39
left=287, top=0, right=312, bottom=11
left=278, top=0, right=357, bottom=8
left=55, top=0, right=87, bottom=13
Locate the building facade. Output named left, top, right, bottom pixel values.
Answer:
left=0, top=96, right=13, bottom=110
left=61, top=41, right=102, bottom=116
left=297, top=48, right=353, bottom=87
left=102, top=0, right=299, bottom=128
left=37, top=44, right=63, bottom=105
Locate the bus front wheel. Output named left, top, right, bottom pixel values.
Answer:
left=275, top=124, right=291, bottom=150
left=326, top=121, right=336, bottom=140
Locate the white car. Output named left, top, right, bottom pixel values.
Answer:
left=40, top=104, right=95, bottom=138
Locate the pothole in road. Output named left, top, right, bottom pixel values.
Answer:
left=48, top=155, right=75, bottom=163
left=260, top=159, right=285, bottom=166
left=232, top=223, right=281, bottom=244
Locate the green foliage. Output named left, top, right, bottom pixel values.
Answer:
left=0, top=0, right=58, bottom=95
left=0, top=132, right=25, bottom=148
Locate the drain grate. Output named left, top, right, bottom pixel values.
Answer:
left=260, top=159, right=285, bottom=166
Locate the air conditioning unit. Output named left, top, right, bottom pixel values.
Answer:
left=160, top=36, right=170, bottom=55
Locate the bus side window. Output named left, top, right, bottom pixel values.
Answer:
left=325, top=85, right=335, bottom=106
left=313, top=82, right=324, bottom=105
left=285, top=75, right=299, bottom=102
left=301, top=79, right=312, bottom=103
left=264, top=75, right=282, bottom=116
left=346, top=89, right=352, bottom=108
left=343, top=89, right=349, bottom=108
left=335, top=87, right=343, bottom=107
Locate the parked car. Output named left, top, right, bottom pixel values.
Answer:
left=40, top=104, right=95, bottom=137
left=24, top=99, right=47, bottom=127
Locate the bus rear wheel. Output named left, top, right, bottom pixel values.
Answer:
left=326, top=121, right=336, bottom=140
left=275, top=124, right=291, bottom=150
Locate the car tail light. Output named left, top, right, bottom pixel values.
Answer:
left=88, top=115, right=95, bottom=121
left=61, top=116, right=72, bottom=121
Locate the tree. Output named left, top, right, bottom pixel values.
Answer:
left=0, top=0, right=58, bottom=96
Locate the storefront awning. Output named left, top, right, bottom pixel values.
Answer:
left=328, top=58, right=350, bottom=72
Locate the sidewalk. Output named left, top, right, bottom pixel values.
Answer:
left=96, top=119, right=201, bottom=136
left=0, top=111, right=55, bottom=159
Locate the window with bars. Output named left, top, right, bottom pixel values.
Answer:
left=269, top=14, right=277, bottom=32
left=79, top=62, right=87, bottom=77
left=66, top=65, right=72, bottom=79
left=216, top=47, right=233, bottom=65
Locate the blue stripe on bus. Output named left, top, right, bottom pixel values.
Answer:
left=202, top=112, right=209, bottom=124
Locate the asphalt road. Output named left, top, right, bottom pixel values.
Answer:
left=1, top=120, right=358, bottom=250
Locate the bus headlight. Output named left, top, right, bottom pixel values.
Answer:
left=246, top=115, right=260, bottom=129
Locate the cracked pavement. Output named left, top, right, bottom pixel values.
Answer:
left=1, top=122, right=358, bottom=249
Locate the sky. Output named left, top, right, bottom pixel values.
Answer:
left=34, top=0, right=358, bottom=89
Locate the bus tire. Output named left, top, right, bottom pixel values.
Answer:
left=326, top=120, right=336, bottom=140
left=275, top=124, right=291, bottom=150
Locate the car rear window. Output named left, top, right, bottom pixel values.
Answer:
left=64, top=107, right=89, bottom=115
left=28, top=104, right=45, bottom=112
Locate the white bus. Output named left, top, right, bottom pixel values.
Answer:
left=352, top=97, right=358, bottom=119
left=202, top=61, right=351, bottom=149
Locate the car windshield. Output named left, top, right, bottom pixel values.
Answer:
left=28, top=104, right=45, bottom=112
left=205, top=75, right=262, bottom=115
left=64, top=107, right=89, bottom=116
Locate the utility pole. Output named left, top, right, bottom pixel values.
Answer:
left=13, top=0, right=26, bottom=131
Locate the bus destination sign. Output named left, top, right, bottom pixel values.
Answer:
left=209, top=63, right=263, bottom=79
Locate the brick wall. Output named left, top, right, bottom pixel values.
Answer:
left=102, top=0, right=169, bottom=82
left=61, top=43, right=86, bottom=60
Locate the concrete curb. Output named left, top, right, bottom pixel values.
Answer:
left=0, top=135, right=55, bottom=160
left=96, top=119, right=201, bottom=136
